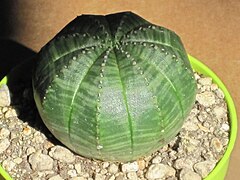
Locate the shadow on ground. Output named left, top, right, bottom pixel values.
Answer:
left=0, top=39, right=62, bottom=147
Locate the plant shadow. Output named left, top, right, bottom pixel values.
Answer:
left=0, top=39, right=63, bottom=146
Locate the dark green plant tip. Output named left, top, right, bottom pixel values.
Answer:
left=33, top=11, right=197, bottom=162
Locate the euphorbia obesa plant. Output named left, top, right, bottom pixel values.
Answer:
left=33, top=12, right=197, bottom=162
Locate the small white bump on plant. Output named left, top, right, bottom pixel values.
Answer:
left=97, top=145, right=103, bottom=150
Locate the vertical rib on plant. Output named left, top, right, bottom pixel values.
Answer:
left=33, top=12, right=197, bottom=162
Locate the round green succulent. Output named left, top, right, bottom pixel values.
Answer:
left=33, top=12, right=197, bottom=162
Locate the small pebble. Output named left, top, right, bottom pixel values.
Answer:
left=0, top=127, right=10, bottom=139
left=145, top=164, right=175, bottom=179
left=49, top=175, right=64, bottom=180
left=108, top=175, right=116, bottom=180
left=100, top=168, right=107, bottom=175
left=102, top=162, right=109, bottom=168
left=173, top=158, right=194, bottom=170
left=179, top=168, right=201, bottom=180
left=182, top=120, right=199, bottom=131
left=22, top=126, right=32, bottom=136
left=221, top=123, right=230, bottom=131
left=213, top=106, right=227, bottom=120
left=210, top=84, right=218, bottom=91
left=121, top=162, right=139, bottom=172
left=26, top=146, right=36, bottom=155
left=196, top=91, right=215, bottom=107
left=2, top=159, right=16, bottom=171
left=0, top=138, right=10, bottom=154
left=194, top=161, right=216, bottom=178
left=68, top=169, right=78, bottom=177
left=75, top=163, right=82, bottom=174
left=198, top=77, right=212, bottom=86
left=95, top=173, right=106, bottom=180
left=0, top=85, right=11, bottom=107
left=137, top=159, right=146, bottom=170
left=211, top=137, right=223, bottom=152
left=151, top=155, right=162, bottom=164
left=5, top=108, right=18, bottom=118
left=108, top=163, right=119, bottom=174
left=1, top=107, right=8, bottom=113
left=215, top=89, right=225, bottom=99
left=49, top=145, right=75, bottom=163
left=13, top=157, right=23, bottom=164
left=70, top=177, right=86, bottom=180
left=127, top=172, right=138, bottom=180
left=29, top=151, right=54, bottom=171
left=115, top=173, right=124, bottom=180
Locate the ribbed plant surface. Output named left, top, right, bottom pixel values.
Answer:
left=33, top=12, right=197, bottom=162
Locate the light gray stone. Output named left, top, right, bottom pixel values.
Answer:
left=49, top=145, right=75, bottom=163
left=182, top=120, right=198, bottom=131
left=121, top=162, right=138, bottom=172
left=29, top=151, right=54, bottom=171
left=173, top=158, right=194, bottom=170
left=179, top=168, right=201, bottom=180
left=221, top=123, right=230, bottom=131
left=215, top=89, right=224, bottom=99
left=213, top=106, right=227, bottom=120
left=127, top=172, right=138, bottom=180
left=145, top=164, right=175, bottom=179
left=194, top=161, right=216, bottom=178
left=0, top=138, right=10, bottom=154
left=2, top=159, right=16, bottom=172
left=75, top=163, right=82, bottom=174
left=196, top=91, right=215, bottom=107
left=107, top=175, right=116, bottom=180
left=5, top=108, right=18, bottom=118
left=70, top=177, right=86, bottom=180
left=94, top=173, right=106, bottom=180
left=108, top=163, right=119, bottom=174
left=151, top=155, right=162, bottom=164
left=13, top=157, right=23, bottom=164
left=0, top=85, right=11, bottom=107
left=102, top=162, right=109, bottom=168
left=100, top=168, right=108, bottom=175
left=115, top=173, right=124, bottom=180
left=26, top=146, right=36, bottom=155
left=49, top=175, right=64, bottom=180
left=68, top=169, right=77, bottom=177
left=0, top=127, right=10, bottom=139
left=198, top=77, right=212, bottom=86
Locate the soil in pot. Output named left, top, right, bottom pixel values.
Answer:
left=0, top=72, right=230, bottom=180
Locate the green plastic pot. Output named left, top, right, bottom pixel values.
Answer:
left=0, top=55, right=237, bottom=180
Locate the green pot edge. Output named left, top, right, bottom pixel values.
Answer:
left=0, top=55, right=237, bottom=180
left=188, top=55, right=237, bottom=180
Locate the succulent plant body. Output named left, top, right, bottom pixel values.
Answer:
left=33, top=12, right=197, bottom=162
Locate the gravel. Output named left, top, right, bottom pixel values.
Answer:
left=28, top=151, right=54, bottom=171
left=145, top=164, right=175, bottom=179
left=0, top=85, right=11, bottom=107
left=49, top=145, right=75, bottom=163
left=0, top=72, right=230, bottom=179
left=179, top=168, right=201, bottom=180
